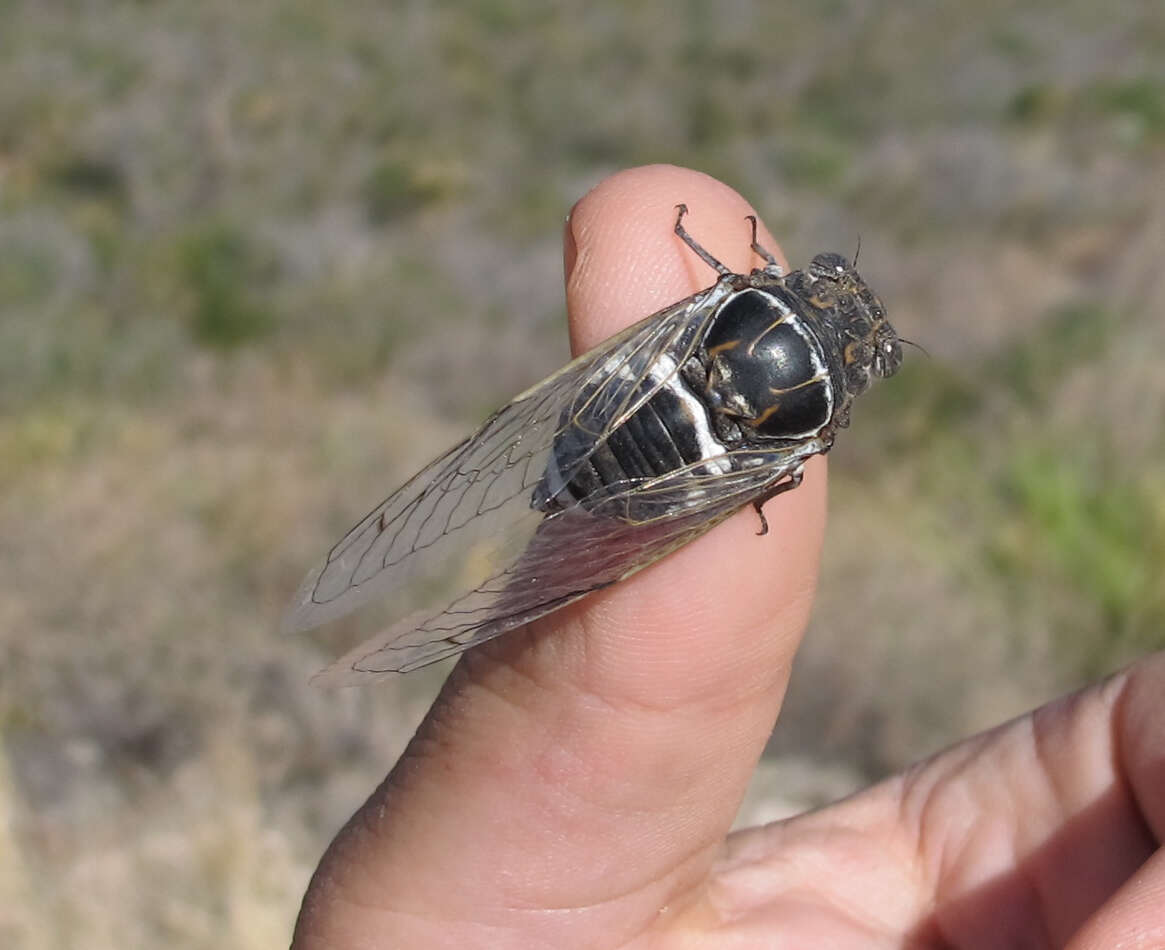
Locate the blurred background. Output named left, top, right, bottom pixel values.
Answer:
left=2, top=1, right=1163, bottom=946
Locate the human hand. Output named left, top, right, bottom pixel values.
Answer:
left=291, top=165, right=1165, bottom=949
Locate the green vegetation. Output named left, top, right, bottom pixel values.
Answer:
left=1008, top=73, right=1165, bottom=145
left=45, top=153, right=129, bottom=207
left=179, top=223, right=278, bottom=348
left=992, top=451, right=1165, bottom=675
left=1006, top=82, right=1066, bottom=126
left=1088, top=76, right=1165, bottom=143
left=993, top=302, right=1117, bottom=406
left=362, top=155, right=460, bottom=225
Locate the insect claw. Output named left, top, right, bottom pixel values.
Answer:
left=746, top=215, right=782, bottom=274
left=752, top=498, right=770, bottom=536
left=748, top=467, right=806, bottom=537
left=674, top=203, right=732, bottom=277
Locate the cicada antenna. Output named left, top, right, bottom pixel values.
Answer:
left=899, top=337, right=930, bottom=359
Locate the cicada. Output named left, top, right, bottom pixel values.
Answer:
left=284, top=206, right=902, bottom=683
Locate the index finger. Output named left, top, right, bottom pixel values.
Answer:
left=292, top=164, right=826, bottom=949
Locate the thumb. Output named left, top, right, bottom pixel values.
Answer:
left=292, top=165, right=825, bottom=949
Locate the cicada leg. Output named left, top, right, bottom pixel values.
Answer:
left=674, top=204, right=732, bottom=277
left=751, top=465, right=804, bottom=536
left=746, top=215, right=783, bottom=276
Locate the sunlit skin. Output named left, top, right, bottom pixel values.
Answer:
left=291, top=165, right=1165, bottom=949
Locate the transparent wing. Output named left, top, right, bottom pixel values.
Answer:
left=284, top=278, right=814, bottom=683
left=286, top=286, right=725, bottom=628
left=313, top=447, right=818, bottom=684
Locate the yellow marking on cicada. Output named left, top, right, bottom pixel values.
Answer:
left=745, top=317, right=790, bottom=357
left=748, top=376, right=828, bottom=426
left=752, top=402, right=782, bottom=427
left=768, top=374, right=828, bottom=397
left=706, top=339, right=741, bottom=357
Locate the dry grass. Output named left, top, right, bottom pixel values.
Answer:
left=2, top=1, right=1164, bottom=945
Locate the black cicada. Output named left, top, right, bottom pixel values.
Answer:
left=284, top=206, right=902, bottom=683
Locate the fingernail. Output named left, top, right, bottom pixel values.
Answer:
left=563, top=205, right=579, bottom=283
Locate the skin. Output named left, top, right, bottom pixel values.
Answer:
left=292, top=165, right=1165, bottom=949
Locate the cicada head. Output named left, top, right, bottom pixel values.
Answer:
left=805, top=252, right=902, bottom=398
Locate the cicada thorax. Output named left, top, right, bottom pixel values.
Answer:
left=700, top=287, right=835, bottom=442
